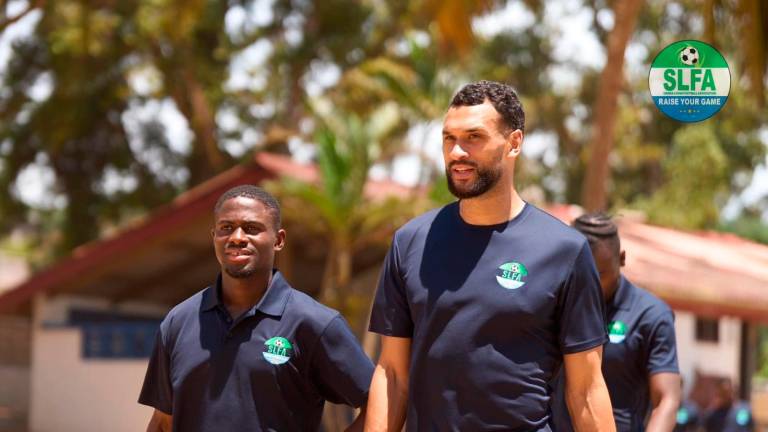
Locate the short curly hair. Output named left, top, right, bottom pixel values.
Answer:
left=450, top=80, right=525, bottom=135
left=214, top=184, right=281, bottom=229
left=572, top=212, right=620, bottom=253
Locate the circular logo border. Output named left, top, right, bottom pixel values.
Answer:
left=648, top=39, right=731, bottom=123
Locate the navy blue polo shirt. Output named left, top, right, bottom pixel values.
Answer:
left=138, top=271, right=374, bottom=432
left=369, top=202, right=607, bottom=431
left=551, top=276, right=679, bottom=432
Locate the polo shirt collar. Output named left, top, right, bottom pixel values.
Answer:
left=200, top=270, right=291, bottom=317
left=255, top=270, right=291, bottom=317
left=607, top=275, right=632, bottom=311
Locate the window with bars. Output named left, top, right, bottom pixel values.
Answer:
left=69, top=308, right=160, bottom=359
left=81, top=322, right=159, bottom=359
left=695, top=317, right=719, bottom=343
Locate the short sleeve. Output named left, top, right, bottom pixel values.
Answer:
left=138, top=329, right=173, bottom=414
left=646, top=310, right=679, bottom=375
left=310, top=315, right=374, bottom=407
left=557, top=241, right=608, bottom=354
left=368, top=235, right=414, bottom=337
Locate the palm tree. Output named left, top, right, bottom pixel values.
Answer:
left=336, top=40, right=466, bottom=185
left=266, top=103, right=420, bottom=431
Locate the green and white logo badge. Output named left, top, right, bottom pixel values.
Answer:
left=608, top=320, right=628, bottom=344
left=496, top=261, right=528, bottom=290
left=263, top=336, right=293, bottom=365
left=649, top=40, right=730, bottom=122
left=736, top=408, right=751, bottom=426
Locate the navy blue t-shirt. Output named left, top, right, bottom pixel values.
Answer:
left=139, top=271, right=374, bottom=432
left=551, top=276, right=679, bottom=432
left=369, top=202, right=607, bottom=431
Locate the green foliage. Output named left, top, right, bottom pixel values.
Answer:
left=758, top=326, right=768, bottom=379
left=634, top=124, right=728, bottom=229
left=428, top=173, right=454, bottom=206
left=265, top=104, right=419, bottom=322
left=719, top=216, right=768, bottom=245
left=1, top=0, right=766, bottom=261
left=0, top=0, right=183, bottom=256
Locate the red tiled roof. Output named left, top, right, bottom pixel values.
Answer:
left=0, top=152, right=416, bottom=314
left=546, top=205, right=768, bottom=323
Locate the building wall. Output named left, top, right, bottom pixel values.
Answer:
left=29, top=295, right=157, bottom=432
left=29, top=326, right=152, bottom=432
left=674, top=310, right=742, bottom=395
left=0, top=316, right=31, bottom=432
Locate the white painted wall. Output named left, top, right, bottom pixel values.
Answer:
left=29, top=326, right=152, bottom=432
left=674, top=310, right=742, bottom=395
left=29, top=295, right=154, bottom=432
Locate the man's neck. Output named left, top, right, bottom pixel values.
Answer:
left=459, top=181, right=525, bottom=226
left=604, top=277, right=621, bottom=305
left=221, top=270, right=272, bottom=318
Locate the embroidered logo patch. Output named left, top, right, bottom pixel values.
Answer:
left=496, top=262, right=528, bottom=290
left=263, top=336, right=293, bottom=365
left=608, top=320, right=628, bottom=344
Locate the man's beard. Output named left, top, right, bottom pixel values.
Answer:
left=446, top=161, right=503, bottom=199
left=225, top=266, right=259, bottom=279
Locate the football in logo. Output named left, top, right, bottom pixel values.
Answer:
left=680, top=46, right=699, bottom=66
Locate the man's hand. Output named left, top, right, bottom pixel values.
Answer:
left=646, top=372, right=681, bottom=432
left=564, top=346, right=616, bottom=432
left=146, top=409, right=172, bottom=432
left=364, top=335, right=411, bottom=432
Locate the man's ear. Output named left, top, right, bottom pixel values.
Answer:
left=619, top=250, right=626, bottom=267
left=506, top=129, right=523, bottom=158
left=274, top=229, right=286, bottom=251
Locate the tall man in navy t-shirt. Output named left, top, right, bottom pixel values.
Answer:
left=139, top=185, right=374, bottom=432
left=365, top=81, right=615, bottom=431
left=550, top=213, right=682, bottom=431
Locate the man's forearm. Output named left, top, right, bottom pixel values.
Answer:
left=364, top=364, right=408, bottom=432
left=567, top=381, right=616, bottom=432
left=645, top=394, right=680, bottom=432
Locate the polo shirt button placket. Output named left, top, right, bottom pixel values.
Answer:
left=224, top=313, right=234, bottom=339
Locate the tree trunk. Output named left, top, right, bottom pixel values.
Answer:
left=320, top=243, right=338, bottom=308
left=703, top=0, right=716, bottom=45
left=580, top=0, right=643, bottom=211
left=320, top=239, right=354, bottom=432
left=738, top=0, right=766, bottom=107
left=335, top=239, right=352, bottom=315
left=179, top=67, right=227, bottom=184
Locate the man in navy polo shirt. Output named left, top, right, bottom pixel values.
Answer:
left=703, top=379, right=755, bottom=432
left=551, top=213, right=681, bottom=431
left=138, top=185, right=374, bottom=432
left=365, top=81, right=615, bottom=431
